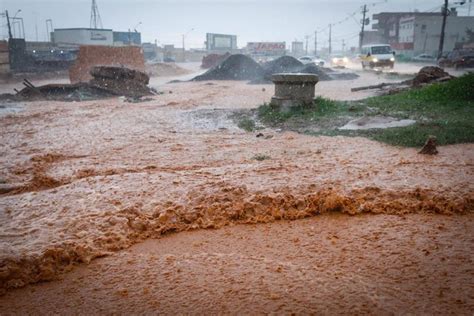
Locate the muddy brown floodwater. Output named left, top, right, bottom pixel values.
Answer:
left=0, top=63, right=473, bottom=314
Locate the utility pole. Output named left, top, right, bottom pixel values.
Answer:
left=359, top=4, right=368, bottom=52
left=314, top=31, right=317, bottom=56
left=305, top=35, right=309, bottom=55
left=328, top=24, right=332, bottom=55
left=5, top=10, right=13, bottom=39
left=342, top=39, right=345, bottom=52
left=438, top=0, right=449, bottom=59
left=182, top=34, right=185, bottom=60
left=468, top=0, right=472, bottom=16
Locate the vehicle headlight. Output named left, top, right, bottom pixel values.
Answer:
left=343, top=57, right=348, bottom=62
left=332, top=58, right=338, bottom=63
left=373, top=58, right=378, bottom=62
left=390, top=57, right=395, bottom=62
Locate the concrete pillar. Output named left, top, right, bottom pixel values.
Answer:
left=270, top=73, right=319, bottom=108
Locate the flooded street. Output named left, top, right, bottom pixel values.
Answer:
left=0, top=63, right=473, bottom=313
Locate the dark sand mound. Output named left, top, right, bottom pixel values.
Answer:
left=262, top=56, right=304, bottom=74
left=297, top=64, right=333, bottom=81
left=193, top=54, right=359, bottom=83
left=192, top=54, right=265, bottom=81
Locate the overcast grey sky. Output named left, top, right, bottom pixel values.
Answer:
left=1, top=0, right=470, bottom=49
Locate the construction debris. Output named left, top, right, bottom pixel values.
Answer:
left=2, top=79, right=115, bottom=101
left=2, top=66, right=154, bottom=102
left=351, top=82, right=402, bottom=92
left=351, top=66, right=455, bottom=94
left=419, top=136, right=439, bottom=155
left=89, top=66, right=152, bottom=98
left=411, top=66, right=453, bottom=87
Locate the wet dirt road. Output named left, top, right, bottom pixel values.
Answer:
left=0, top=62, right=473, bottom=313
left=1, top=214, right=473, bottom=315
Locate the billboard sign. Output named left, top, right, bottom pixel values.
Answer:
left=206, top=33, right=237, bottom=51
left=247, top=42, right=286, bottom=53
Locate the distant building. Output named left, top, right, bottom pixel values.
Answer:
left=291, top=41, right=304, bottom=55
left=113, top=31, right=141, bottom=46
left=142, top=42, right=158, bottom=60
left=372, top=11, right=474, bottom=56
left=51, top=28, right=142, bottom=48
left=52, top=28, right=113, bottom=47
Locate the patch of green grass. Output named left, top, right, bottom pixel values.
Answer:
left=237, top=118, right=257, bottom=132
left=252, top=154, right=271, bottom=161
left=257, top=74, right=474, bottom=147
left=258, top=97, right=353, bottom=125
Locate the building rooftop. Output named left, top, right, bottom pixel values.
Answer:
left=54, top=28, right=113, bottom=31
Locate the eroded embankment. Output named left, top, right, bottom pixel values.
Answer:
left=0, top=184, right=472, bottom=295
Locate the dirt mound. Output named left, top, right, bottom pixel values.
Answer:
left=262, top=56, right=303, bottom=74
left=412, top=66, right=452, bottom=86
left=69, top=46, right=145, bottom=84
left=251, top=56, right=358, bottom=83
left=297, top=64, right=333, bottom=81
left=146, top=63, right=192, bottom=77
left=192, top=54, right=265, bottom=81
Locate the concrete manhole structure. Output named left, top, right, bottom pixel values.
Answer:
left=270, top=73, right=319, bottom=108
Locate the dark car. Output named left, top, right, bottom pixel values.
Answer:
left=438, top=50, right=474, bottom=69
left=163, top=56, right=176, bottom=63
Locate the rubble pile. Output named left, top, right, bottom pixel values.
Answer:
left=1, top=66, right=153, bottom=102
left=410, top=66, right=453, bottom=87
left=0, top=79, right=115, bottom=102
left=352, top=66, right=455, bottom=94
left=89, top=66, right=153, bottom=97
left=193, top=54, right=266, bottom=81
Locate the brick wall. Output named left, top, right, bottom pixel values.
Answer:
left=69, top=45, right=145, bottom=83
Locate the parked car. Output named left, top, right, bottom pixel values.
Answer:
left=438, top=50, right=474, bottom=69
left=360, top=44, right=395, bottom=69
left=163, top=56, right=176, bottom=63
left=411, top=54, right=436, bottom=63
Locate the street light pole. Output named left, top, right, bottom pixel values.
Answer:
left=182, top=28, right=194, bottom=62
left=5, top=11, right=13, bottom=39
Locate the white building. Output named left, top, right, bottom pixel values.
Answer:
left=397, top=15, right=474, bottom=57
left=52, top=28, right=114, bottom=47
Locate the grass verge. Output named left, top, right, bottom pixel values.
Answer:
left=257, top=73, right=474, bottom=147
